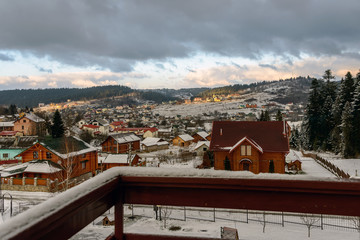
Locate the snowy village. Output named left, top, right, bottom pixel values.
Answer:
left=1, top=1, right=360, bottom=239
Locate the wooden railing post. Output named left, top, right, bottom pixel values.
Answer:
left=115, top=186, right=124, bottom=239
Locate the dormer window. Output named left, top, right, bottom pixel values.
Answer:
left=240, top=145, right=252, bottom=156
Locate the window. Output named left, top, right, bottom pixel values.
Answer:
left=3, top=153, right=9, bottom=159
left=246, top=145, right=252, bottom=156
left=33, top=151, right=39, bottom=159
left=203, top=147, right=207, bottom=151
left=46, top=152, right=52, bottom=159
left=82, top=153, right=86, bottom=158
left=81, top=161, right=86, bottom=169
left=22, top=126, right=24, bottom=130
left=23, top=120, right=26, bottom=123
left=241, top=145, right=252, bottom=156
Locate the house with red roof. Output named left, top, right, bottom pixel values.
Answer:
left=209, top=121, right=290, bottom=174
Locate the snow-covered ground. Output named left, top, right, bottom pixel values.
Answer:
left=317, top=152, right=360, bottom=178
left=287, top=151, right=336, bottom=178
left=153, top=92, right=278, bottom=117
left=72, top=206, right=359, bottom=240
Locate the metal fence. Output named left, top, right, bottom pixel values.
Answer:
left=124, top=204, right=360, bottom=233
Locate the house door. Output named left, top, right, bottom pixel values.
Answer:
left=243, top=162, right=250, bottom=171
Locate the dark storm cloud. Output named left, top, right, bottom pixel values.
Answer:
left=0, top=53, right=14, bottom=61
left=0, top=0, right=359, bottom=71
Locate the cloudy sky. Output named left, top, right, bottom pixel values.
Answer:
left=0, top=0, right=360, bottom=90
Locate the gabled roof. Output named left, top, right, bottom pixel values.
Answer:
left=194, top=131, right=209, bottom=139
left=141, top=137, right=168, bottom=147
left=16, top=136, right=96, bottom=160
left=178, top=134, right=194, bottom=142
left=105, top=133, right=140, bottom=144
left=18, top=113, right=45, bottom=123
left=229, top=136, right=263, bottom=153
left=0, top=160, right=62, bottom=177
left=193, top=141, right=210, bottom=150
left=101, top=154, right=137, bottom=164
left=210, top=121, right=290, bottom=153
left=0, top=136, right=38, bottom=149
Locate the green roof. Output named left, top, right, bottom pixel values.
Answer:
left=40, top=136, right=89, bottom=155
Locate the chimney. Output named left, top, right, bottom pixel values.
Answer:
left=283, top=120, right=286, bottom=137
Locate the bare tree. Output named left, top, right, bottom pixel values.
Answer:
left=300, top=214, right=320, bottom=238
left=160, top=206, right=172, bottom=229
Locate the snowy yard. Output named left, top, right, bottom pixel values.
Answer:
left=317, top=152, right=360, bottom=178
left=71, top=205, right=359, bottom=240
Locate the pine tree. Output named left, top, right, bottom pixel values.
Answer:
left=352, top=82, right=360, bottom=155
left=304, top=79, right=323, bottom=150
left=259, top=111, right=265, bottom=121
left=341, top=102, right=354, bottom=158
left=264, top=110, right=270, bottom=121
left=290, top=127, right=300, bottom=149
left=276, top=110, right=283, bottom=121
left=224, top=156, right=231, bottom=170
left=320, top=95, right=334, bottom=150
left=51, top=110, right=65, bottom=138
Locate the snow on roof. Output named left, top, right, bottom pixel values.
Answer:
left=178, top=134, right=194, bottom=142
left=193, top=141, right=210, bottom=150
left=141, top=137, right=169, bottom=147
left=109, top=133, right=141, bottom=144
left=0, top=160, right=62, bottom=177
left=102, top=154, right=135, bottom=164
left=0, top=122, right=14, bottom=127
left=39, top=136, right=97, bottom=160
left=195, top=131, right=209, bottom=139
left=229, top=136, right=263, bottom=154
left=24, top=161, right=62, bottom=174
left=23, top=113, right=45, bottom=123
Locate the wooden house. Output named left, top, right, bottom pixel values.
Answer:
left=101, top=133, right=140, bottom=154
left=112, top=127, right=158, bottom=138
left=15, top=136, right=98, bottom=180
left=13, top=112, right=46, bottom=136
left=192, top=131, right=210, bottom=143
left=192, top=141, right=210, bottom=156
left=99, top=154, right=141, bottom=171
left=141, top=138, right=169, bottom=152
left=209, top=121, right=290, bottom=174
left=172, top=134, right=194, bottom=147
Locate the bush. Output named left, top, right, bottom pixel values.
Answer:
left=169, top=226, right=181, bottom=231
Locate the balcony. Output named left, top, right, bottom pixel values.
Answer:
left=0, top=167, right=360, bottom=239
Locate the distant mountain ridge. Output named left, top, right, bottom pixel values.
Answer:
left=0, top=77, right=313, bottom=107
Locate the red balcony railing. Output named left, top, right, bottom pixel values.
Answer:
left=0, top=167, right=360, bottom=240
